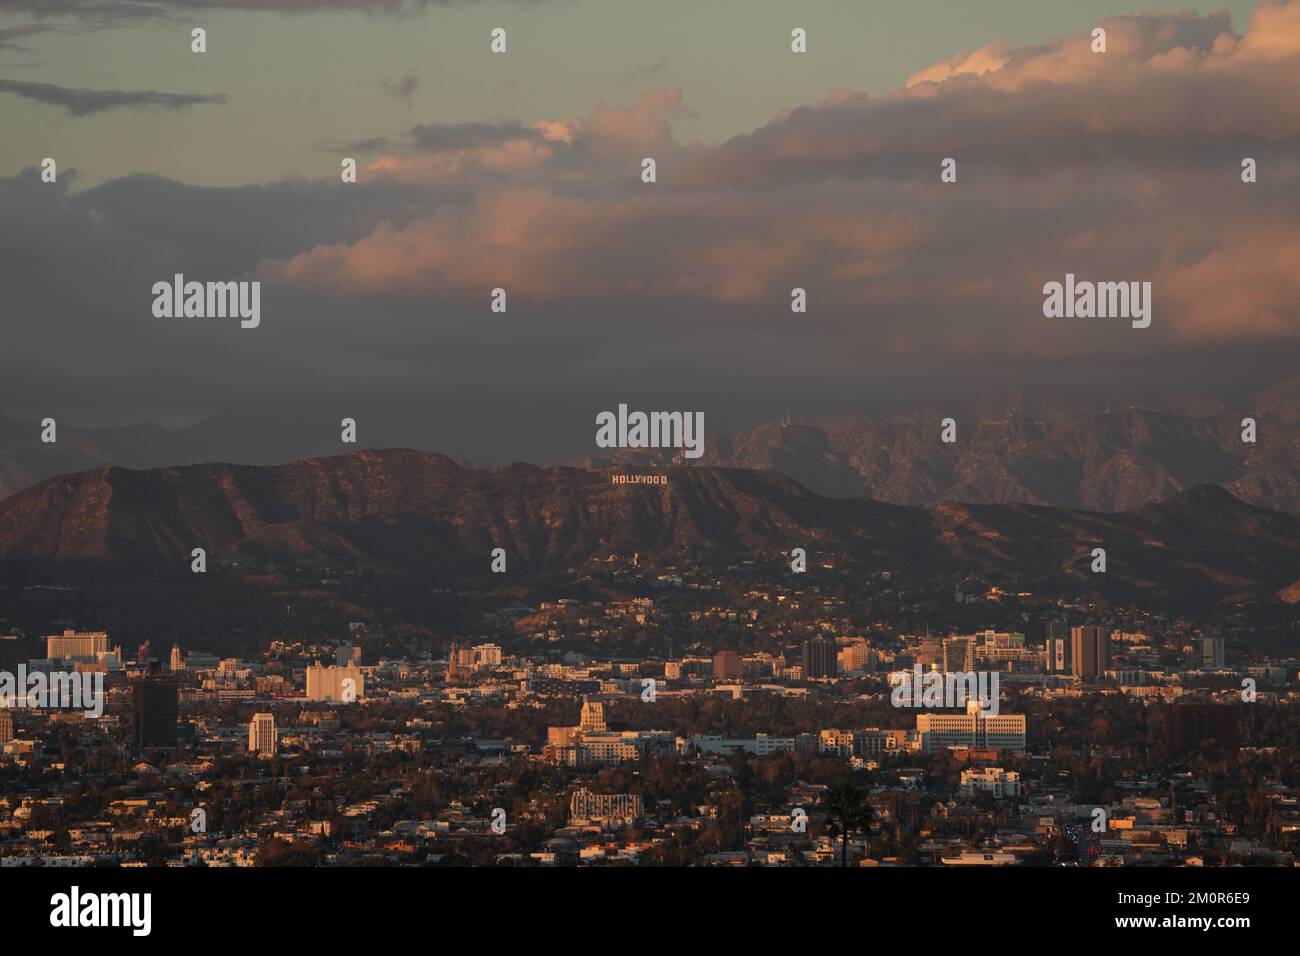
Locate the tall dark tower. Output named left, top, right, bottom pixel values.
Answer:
left=801, top=638, right=837, bottom=679
left=1044, top=621, right=1071, bottom=674
left=1070, top=626, right=1111, bottom=681
left=133, top=673, right=179, bottom=753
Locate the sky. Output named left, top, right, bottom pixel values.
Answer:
left=0, top=0, right=1297, bottom=462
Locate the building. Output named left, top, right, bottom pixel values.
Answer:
left=819, top=729, right=855, bottom=756
left=132, top=675, right=179, bottom=752
left=916, top=712, right=979, bottom=750
left=169, top=644, right=185, bottom=672
left=1044, top=621, right=1071, bottom=674
left=942, top=637, right=976, bottom=672
left=916, top=637, right=944, bottom=668
left=838, top=642, right=875, bottom=675
left=712, top=650, right=743, bottom=681
left=305, top=663, right=364, bottom=702
left=1163, top=701, right=1241, bottom=752
left=249, top=713, right=277, bottom=756
left=1199, top=636, right=1226, bottom=669
left=976, top=631, right=1025, bottom=649
left=1070, top=626, right=1111, bottom=680
left=445, top=642, right=470, bottom=683
left=801, top=639, right=837, bottom=679
left=579, top=697, right=607, bottom=732
left=569, top=788, right=643, bottom=826
left=546, top=729, right=676, bottom=768
left=854, top=728, right=908, bottom=756
left=959, top=767, right=1022, bottom=799
left=472, top=643, right=503, bottom=668
left=0, top=708, right=12, bottom=744
left=917, top=701, right=1026, bottom=753
left=665, top=657, right=711, bottom=681
left=46, top=630, right=110, bottom=662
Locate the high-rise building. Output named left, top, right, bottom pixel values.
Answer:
left=801, top=639, right=837, bottom=679
left=1044, top=621, right=1071, bottom=674
left=1199, top=636, right=1226, bottom=669
left=305, top=663, right=364, bottom=702
left=170, top=644, right=185, bottom=672
left=712, top=650, right=743, bottom=680
left=249, top=712, right=277, bottom=756
left=472, top=643, right=503, bottom=668
left=579, top=697, right=607, bottom=732
left=942, top=637, right=976, bottom=672
left=0, top=708, right=13, bottom=744
left=838, top=642, right=875, bottom=675
left=1163, top=702, right=1241, bottom=752
left=46, top=630, right=110, bottom=661
left=1070, top=626, right=1110, bottom=680
left=132, top=675, right=179, bottom=752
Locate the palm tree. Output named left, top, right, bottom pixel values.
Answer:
left=824, top=778, right=874, bottom=867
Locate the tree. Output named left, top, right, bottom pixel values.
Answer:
left=824, top=778, right=874, bottom=868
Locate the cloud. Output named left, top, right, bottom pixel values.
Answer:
left=0, top=1, right=160, bottom=23
left=0, top=77, right=226, bottom=114
left=1162, top=221, right=1300, bottom=339
left=261, top=5, right=1300, bottom=356
left=259, top=182, right=924, bottom=305
left=3, top=2, right=1300, bottom=456
left=0, top=0, right=553, bottom=21
left=346, top=91, right=694, bottom=187
left=0, top=23, right=56, bottom=50
left=679, top=6, right=1300, bottom=189
left=381, top=69, right=418, bottom=105
left=355, top=121, right=566, bottom=185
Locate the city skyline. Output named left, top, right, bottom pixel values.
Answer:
left=1, top=1, right=1296, bottom=927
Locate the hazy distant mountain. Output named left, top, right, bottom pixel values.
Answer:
left=0, top=450, right=1295, bottom=608
left=576, top=401, right=1300, bottom=513
left=4, top=378, right=1299, bottom=512
left=0, top=409, right=346, bottom=501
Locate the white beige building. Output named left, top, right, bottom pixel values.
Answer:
left=959, top=767, right=1022, bottom=798
left=249, top=712, right=277, bottom=756
left=305, top=663, right=364, bottom=702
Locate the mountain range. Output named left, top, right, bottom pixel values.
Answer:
left=0, top=449, right=1295, bottom=609
left=575, top=379, right=1300, bottom=513
left=7, top=378, right=1299, bottom=514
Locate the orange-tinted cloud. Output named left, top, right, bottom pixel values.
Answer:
left=263, top=4, right=1300, bottom=353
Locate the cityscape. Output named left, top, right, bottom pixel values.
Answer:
left=0, top=547, right=1294, bottom=869
left=2, top=0, right=1296, bottom=936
